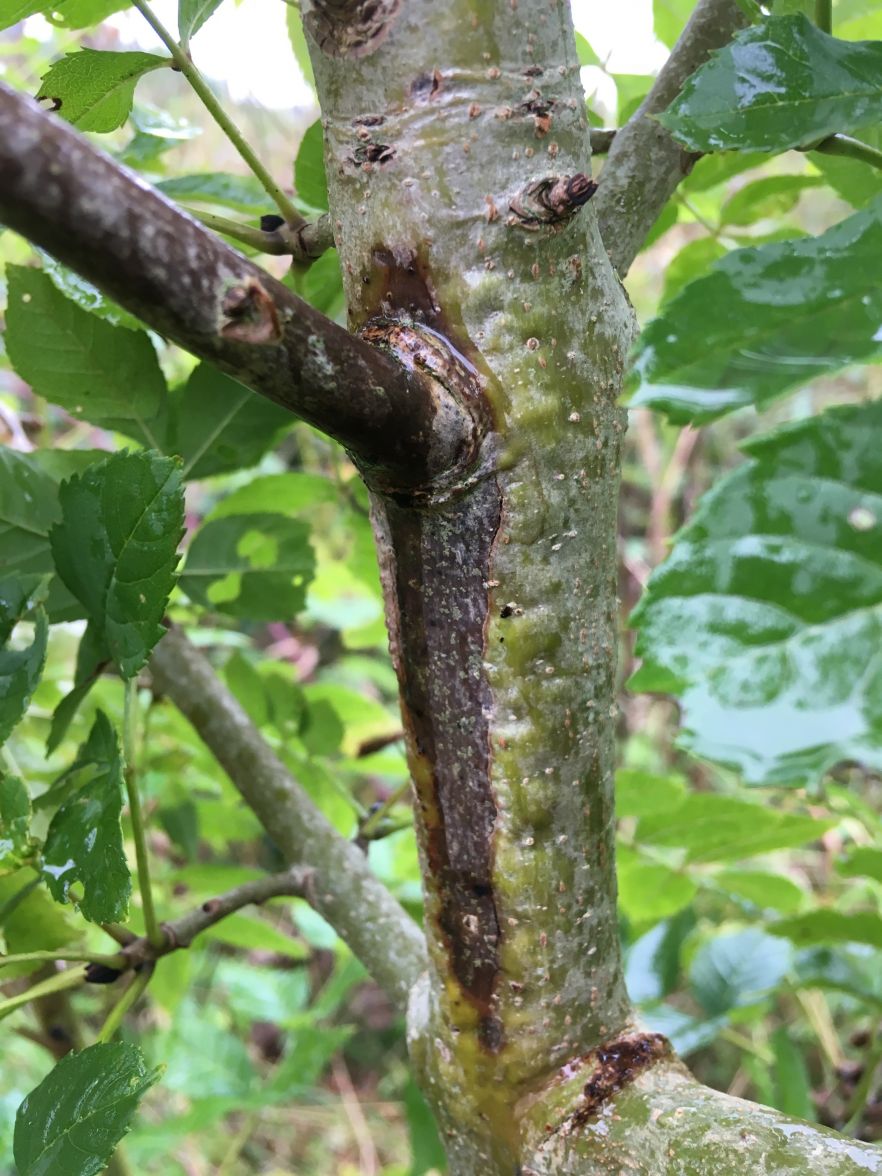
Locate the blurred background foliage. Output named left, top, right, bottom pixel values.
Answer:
left=2, top=0, right=882, bottom=1172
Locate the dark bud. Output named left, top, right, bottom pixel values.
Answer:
left=85, top=962, right=125, bottom=985
left=260, top=214, right=286, bottom=232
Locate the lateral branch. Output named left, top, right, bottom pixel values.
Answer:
left=0, top=82, right=472, bottom=487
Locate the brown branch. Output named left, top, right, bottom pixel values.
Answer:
left=148, top=626, right=427, bottom=1011
left=593, top=0, right=747, bottom=275
left=0, top=83, right=476, bottom=489
left=83, top=868, right=312, bottom=980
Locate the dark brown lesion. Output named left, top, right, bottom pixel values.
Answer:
left=507, top=174, right=598, bottom=231
left=570, top=1033, right=671, bottom=1125
left=304, top=0, right=401, bottom=58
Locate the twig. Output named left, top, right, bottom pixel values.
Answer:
left=123, top=679, right=162, bottom=949
left=183, top=206, right=335, bottom=258
left=812, top=133, right=882, bottom=173
left=332, top=1055, right=378, bottom=1176
left=0, top=949, right=125, bottom=969
left=594, top=0, right=747, bottom=275
left=0, top=965, right=88, bottom=1021
left=97, top=964, right=154, bottom=1042
left=130, top=0, right=304, bottom=229
left=149, top=626, right=427, bottom=1012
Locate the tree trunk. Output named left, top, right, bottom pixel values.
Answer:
left=305, top=0, right=635, bottom=1167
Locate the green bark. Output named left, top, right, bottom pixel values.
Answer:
left=304, top=1, right=882, bottom=1171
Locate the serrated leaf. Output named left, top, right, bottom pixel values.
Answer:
left=659, top=15, right=882, bottom=152
left=690, top=928, right=793, bottom=1014
left=4, top=267, right=167, bottom=438
left=0, top=449, right=105, bottom=622
left=630, top=399, right=882, bottom=787
left=42, top=711, right=131, bottom=923
left=14, top=1042, right=159, bottom=1176
left=37, top=48, right=168, bottom=133
left=635, top=793, right=832, bottom=862
left=37, top=252, right=143, bottom=330
left=628, top=196, right=882, bottom=422
left=180, top=513, right=314, bottom=620
left=0, top=581, right=47, bottom=749
left=771, top=909, right=882, bottom=948
left=178, top=0, right=223, bottom=48
left=294, top=120, right=328, bottom=211
left=168, top=362, right=292, bottom=480
left=0, top=776, right=31, bottom=870
left=50, top=451, right=183, bottom=679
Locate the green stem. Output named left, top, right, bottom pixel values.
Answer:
left=123, top=679, right=163, bottom=950
left=815, top=0, right=832, bottom=33
left=0, top=965, right=87, bottom=1021
left=181, top=206, right=292, bottom=254
left=813, top=133, right=882, bottom=172
left=0, top=875, right=40, bottom=924
left=0, top=949, right=126, bottom=969
left=130, top=0, right=304, bottom=228
left=844, top=1029, right=882, bottom=1135
left=357, top=781, right=412, bottom=842
left=97, top=965, right=153, bottom=1043
left=215, top=1110, right=260, bottom=1175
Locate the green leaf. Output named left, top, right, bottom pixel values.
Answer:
left=654, top=0, right=696, bottom=48
left=628, top=197, right=882, bottom=423
left=50, top=452, right=183, bottom=679
left=37, top=252, right=143, bottom=330
left=838, top=846, right=882, bottom=881
left=180, top=513, right=314, bottom=620
left=294, top=120, right=328, bottom=211
left=615, top=769, right=688, bottom=818
left=660, top=237, right=728, bottom=305
left=403, top=1078, right=446, bottom=1176
left=769, top=1025, right=815, bottom=1120
left=37, top=48, right=168, bottom=133
left=771, top=909, right=882, bottom=948
left=14, top=1042, right=159, bottom=1176
left=286, top=1, right=315, bottom=89
left=49, top=0, right=133, bottom=28
left=574, top=31, right=600, bottom=66
left=155, top=172, right=270, bottom=214
left=4, top=267, right=167, bottom=438
left=719, top=174, right=822, bottom=226
left=178, top=0, right=222, bottom=48
left=690, top=928, right=793, bottom=1014
left=712, top=869, right=805, bottom=913
left=46, top=623, right=110, bottom=755
left=635, top=794, right=832, bottom=863
left=118, top=104, right=201, bottom=167
left=659, top=15, right=882, bottom=153
left=0, top=582, right=47, bottom=749
left=681, top=150, right=769, bottom=193
left=167, top=363, right=292, bottom=480
left=42, top=711, right=131, bottom=924
left=630, top=400, right=882, bottom=788
left=0, top=776, right=31, bottom=870
left=616, top=847, right=698, bottom=924
left=0, top=0, right=49, bottom=28
left=200, top=912, right=308, bottom=959
left=0, top=870, right=80, bottom=978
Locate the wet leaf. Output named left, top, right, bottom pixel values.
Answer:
left=14, top=1042, right=159, bottom=1176
left=631, top=399, right=882, bottom=787
left=659, top=15, right=882, bottom=152
left=0, top=776, right=31, bottom=870
left=0, top=580, right=47, bottom=749
left=42, top=711, right=131, bottom=924
left=50, top=451, right=184, bottom=679
left=629, top=196, right=882, bottom=422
